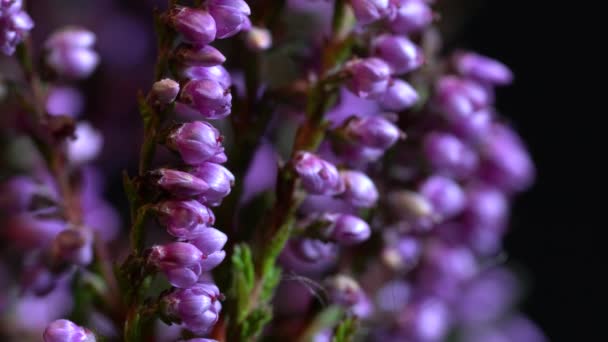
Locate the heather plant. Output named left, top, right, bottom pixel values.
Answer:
left=0, top=1, right=544, bottom=341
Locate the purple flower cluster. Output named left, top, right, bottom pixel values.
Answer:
left=141, top=1, right=249, bottom=336
left=0, top=0, right=33, bottom=55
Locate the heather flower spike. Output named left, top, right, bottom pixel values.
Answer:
left=0, top=1, right=543, bottom=340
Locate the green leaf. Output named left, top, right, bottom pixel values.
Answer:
left=332, top=316, right=358, bottom=342
left=241, top=307, right=272, bottom=340
left=260, top=264, right=281, bottom=304
left=231, top=244, right=256, bottom=323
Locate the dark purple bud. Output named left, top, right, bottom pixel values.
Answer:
left=188, top=227, right=227, bottom=271
left=463, top=183, right=509, bottom=230
left=344, top=115, right=402, bottom=150
left=155, top=169, right=210, bottom=198
left=479, top=124, right=535, bottom=193
left=151, top=79, right=180, bottom=105
left=419, top=175, right=465, bottom=219
left=167, top=121, right=224, bottom=165
left=0, top=176, right=42, bottom=213
left=181, top=65, right=232, bottom=88
left=350, top=0, right=390, bottom=25
left=51, top=228, right=94, bottom=266
left=0, top=4, right=34, bottom=55
left=434, top=76, right=494, bottom=121
left=372, top=34, right=424, bottom=74
left=423, top=131, right=479, bottom=179
left=345, top=57, right=392, bottom=99
left=326, top=275, right=372, bottom=318
left=162, top=282, right=222, bottom=334
left=43, top=319, right=96, bottom=342
left=190, top=162, right=235, bottom=206
left=177, top=79, right=232, bottom=120
left=293, top=151, right=345, bottom=196
left=174, top=44, right=226, bottom=67
left=323, top=213, right=371, bottom=245
left=4, top=214, right=65, bottom=249
left=381, top=79, right=419, bottom=111
left=245, top=26, right=272, bottom=51
left=425, top=242, right=478, bottom=282
left=20, top=262, right=58, bottom=296
left=155, top=200, right=215, bottom=238
left=340, top=144, right=385, bottom=164
left=45, top=27, right=99, bottom=79
left=168, top=7, right=216, bottom=46
left=454, top=52, right=514, bottom=85
left=339, top=170, right=378, bottom=208
left=149, top=242, right=205, bottom=288
left=388, top=0, right=433, bottom=34
left=208, top=0, right=251, bottom=39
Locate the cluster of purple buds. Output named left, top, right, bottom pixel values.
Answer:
left=362, top=52, right=537, bottom=340
left=43, top=319, right=96, bottom=342
left=142, top=0, right=250, bottom=335
left=0, top=0, right=33, bottom=55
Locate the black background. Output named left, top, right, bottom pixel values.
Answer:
left=454, top=1, right=599, bottom=340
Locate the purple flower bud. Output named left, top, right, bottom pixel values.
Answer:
left=168, top=7, right=216, bottom=46
left=454, top=52, right=514, bottom=85
left=190, top=162, right=235, bottom=206
left=149, top=242, right=205, bottom=288
left=0, top=3, right=34, bottom=55
left=51, top=228, right=94, bottom=266
left=188, top=227, right=227, bottom=271
left=479, top=124, right=535, bottom=193
left=326, top=275, right=373, bottom=317
left=177, top=79, right=232, bottom=120
left=382, top=236, right=422, bottom=270
left=350, top=0, right=390, bottom=25
left=463, top=184, right=509, bottom=230
left=345, top=57, right=392, bottom=99
left=181, top=65, right=232, bottom=88
left=155, top=169, right=210, bottom=198
left=43, top=319, right=96, bottom=342
left=423, top=131, right=479, bottom=179
left=345, top=115, right=402, bottom=150
left=151, top=79, right=180, bottom=105
left=339, top=170, right=378, bottom=208
left=162, top=282, right=222, bottom=334
left=174, top=44, right=226, bottom=67
left=288, top=238, right=337, bottom=263
left=381, top=79, right=419, bottom=111
left=4, top=214, right=65, bottom=249
left=245, top=26, right=272, bottom=51
left=419, top=175, right=465, bottom=219
left=375, top=280, right=411, bottom=313
left=156, top=200, right=215, bottom=238
left=46, top=86, right=84, bottom=117
left=387, top=191, right=437, bottom=231
left=434, top=76, right=493, bottom=121
left=293, top=151, right=345, bottom=196
left=0, top=176, right=43, bottom=213
left=208, top=0, right=251, bottom=39
left=372, top=34, right=424, bottom=74
left=451, top=108, right=494, bottom=142
left=457, top=268, right=518, bottom=324
left=388, top=0, right=433, bottom=34
left=66, top=122, right=104, bottom=165
left=323, top=213, right=371, bottom=245
left=167, top=121, right=224, bottom=165
left=45, top=27, right=99, bottom=79
left=399, top=298, right=450, bottom=341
